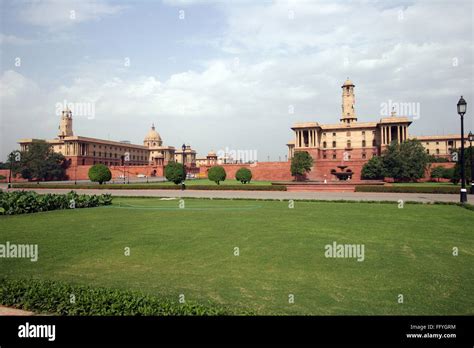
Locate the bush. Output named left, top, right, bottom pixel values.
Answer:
left=88, top=164, right=112, bottom=184
left=361, top=156, right=384, bottom=180
left=235, top=168, right=252, bottom=184
left=0, top=278, right=249, bottom=316
left=0, top=191, right=112, bottom=215
left=11, top=183, right=287, bottom=191
left=164, top=161, right=186, bottom=184
left=207, top=166, right=226, bottom=185
left=0, top=175, right=6, bottom=180
left=355, top=185, right=459, bottom=194
left=430, top=166, right=445, bottom=182
left=290, top=151, right=313, bottom=180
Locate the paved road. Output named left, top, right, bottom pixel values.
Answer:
left=4, top=186, right=473, bottom=203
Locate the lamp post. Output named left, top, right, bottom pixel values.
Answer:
left=469, top=131, right=474, bottom=194
left=457, top=96, right=467, bottom=203
left=181, top=144, right=186, bottom=190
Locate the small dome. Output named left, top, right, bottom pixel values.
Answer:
left=208, top=150, right=217, bottom=157
left=342, top=78, right=354, bottom=87
left=144, top=124, right=162, bottom=142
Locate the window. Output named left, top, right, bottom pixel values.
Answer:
left=346, top=131, right=351, bottom=136
left=436, top=142, right=439, bottom=145
left=332, top=141, right=336, bottom=148
left=323, top=132, right=326, bottom=137
left=362, top=140, right=366, bottom=147
left=372, top=139, right=376, bottom=146
left=323, top=141, right=327, bottom=148
left=332, top=154, right=336, bottom=159
left=323, top=153, right=327, bottom=159
left=332, top=132, right=336, bottom=137
left=362, top=153, right=366, bottom=159
left=436, top=149, right=440, bottom=154
left=346, top=140, right=351, bottom=148
left=426, top=149, right=430, bottom=154
left=362, top=131, right=365, bottom=136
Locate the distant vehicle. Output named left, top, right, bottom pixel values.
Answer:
left=137, top=174, right=146, bottom=178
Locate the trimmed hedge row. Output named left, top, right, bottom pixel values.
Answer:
left=0, top=190, right=112, bottom=215
left=0, top=278, right=248, bottom=316
left=355, top=185, right=460, bottom=194
left=11, top=183, right=287, bottom=191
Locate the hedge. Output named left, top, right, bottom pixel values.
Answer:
left=11, top=184, right=287, bottom=191
left=0, top=278, right=249, bottom=316
left=0, top=191, right=112, bottom=215
left=355, top=185, right=460, bottom=194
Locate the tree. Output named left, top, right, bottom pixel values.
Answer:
left=164, top=161, right=186, bottom=184
left=235, top=167, right=252, bottom=184
left=208, top=166, right=226, bottom=185
left=361, top=156, right=384, bottom=180
left=13, top=141, right=68, bottom=181
left=430, top=166, right=445, bottom=182
left=88, top=164, right=112, bottom=184
left=290, top=151, right=313, bottom=181
left=452, top=147, right=472, bottom=186
left=382, top=139, right=429, bottom=182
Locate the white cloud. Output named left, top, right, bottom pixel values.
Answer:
left=19, top=0, right=126, bottom=29
left=0, top=33, right=35, bottom=45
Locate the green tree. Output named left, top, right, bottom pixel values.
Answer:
left=164, top=161, right=186, bottom=184
left=361, top=156, right=384, bottom=180
left=235, top=167, right=252, bottom=184
left=382, top=139, right=429, bottom=182
left=452, top=147, right=472, bottom=186
left=88, top=164, right=112, bottom=184
left=14, top=141, right=68, bottom=181
left=430, top=166, right=445, bottom=182
left=290, top=151, right=313, bottom=181
left=208, top=166, right=226, bottom=185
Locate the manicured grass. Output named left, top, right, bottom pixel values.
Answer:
left=0, top=198, right=472, bottom=315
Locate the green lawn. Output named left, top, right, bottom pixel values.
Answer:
left=1, top=198, right=473, bottom=315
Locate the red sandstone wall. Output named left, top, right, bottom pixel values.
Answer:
left=199, top=162, right=293, bottom=181
left=65, top=165, right=164, bottom=181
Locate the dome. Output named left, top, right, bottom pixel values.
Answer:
left=144, top=124, right=162, bottom=143
left=207, top=150, right=217, bottom=157
left=342, top=78, right=354, bottom=87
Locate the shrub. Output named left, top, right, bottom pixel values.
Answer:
left=164, top=161, right=186, bottom=184
left=430, top=166, right=445, bottom=182
left=0, top=191, right=112, bottom=215
left=290, top=151, right=313, bottom=180
left=0, top=278, right=249, bottom=316
left=88, top=164, right=112, bottom=184
left=355, top=185, right=459, bottom=194
left=0, top=175, right=6, bottom=180
left=11, top=183, right=287, bottom=191
left=207, top=166, right=226, bottom=185
left=235, top=168, right=252, bottom=184
left=361, top=156, right=384, bottom=180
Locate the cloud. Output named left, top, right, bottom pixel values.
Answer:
left=18, top=0, right=126, bottom=29
left=0, top=33, right=35, bottom=45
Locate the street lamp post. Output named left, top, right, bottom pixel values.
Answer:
left=457, top=96, right=467, bottom=203
left=181, top=144, right=186, bottom=190
left=469, top=131, right=474, bottom=194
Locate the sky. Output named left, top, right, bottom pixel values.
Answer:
left=1, top=0, right=473, bottom=162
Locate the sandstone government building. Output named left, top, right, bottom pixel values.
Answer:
left=17, top=79, right=466, bottom=181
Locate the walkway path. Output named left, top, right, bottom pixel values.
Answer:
left=0, top=306, right=34, bottom=316
left=5, top=187, right=474, bottom=203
